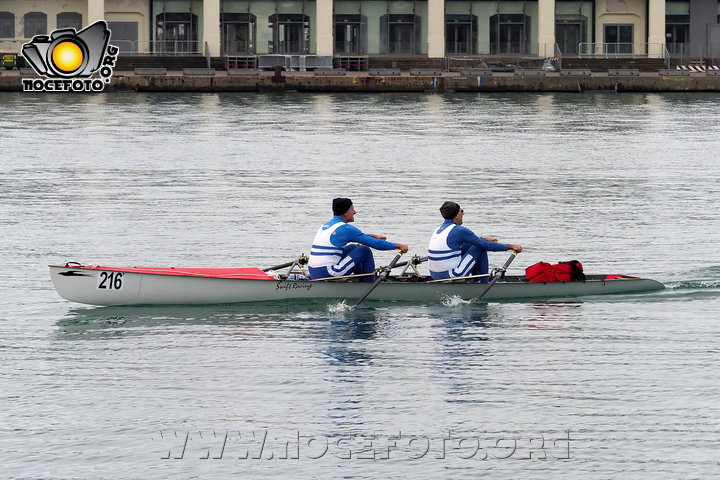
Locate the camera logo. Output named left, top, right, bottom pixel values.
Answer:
left=21, top=20, right=119, bottom=92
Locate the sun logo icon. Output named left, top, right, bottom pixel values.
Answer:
left=51, top=40, right=85, bottom=74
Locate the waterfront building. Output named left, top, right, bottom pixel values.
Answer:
left=1, top=1, right=719, bottom=64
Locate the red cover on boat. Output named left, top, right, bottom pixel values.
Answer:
left=525, top=261, right=585, bottom=282
left=58, top=265, right=277, bottom=280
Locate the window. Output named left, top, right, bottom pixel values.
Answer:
left=108, top=21, right=139, bottom=53
left=334, top=15, right=367, bottom=54
left=221, top=13, right=256, bottom=55
left=57, top=12, right=82, bottom=30
left=269, top=14, right=309, bottom=54
left=490, top=14, right=529, bottom=54
left=24, top=12, right=47, bottom=37
left=604, top=24, right=633, bottom=54
left=665, top=15, right=689, bottom=55
left=380, top=14, right=421, bottom=54
left=446, top=15, right=477, bottom=55
left=155, top=12, right=198, bottom=53
left=0, top=12, right=14, bottom=38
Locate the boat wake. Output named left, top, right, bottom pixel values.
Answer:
left=327, top=300, right=353, bottom=313
left=666, top=279, right=720, bottom=291
left=441, top=295, right=471, bottom=307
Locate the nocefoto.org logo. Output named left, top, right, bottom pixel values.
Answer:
left=21, top=20, right=119, bottom=92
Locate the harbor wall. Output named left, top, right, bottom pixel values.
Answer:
left=2, top=72, right=720, bottom=93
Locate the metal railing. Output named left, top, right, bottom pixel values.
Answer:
left=268, top=40, right=307, bottom=55
left=445, top=42, right=476, bottom=55
left=223, top=44, right=255, bottom=55
left=553, top=43, right=562, bottom=71
left=257, top=54, right=332, bottom=71
left=489, top=42, right=530, bottom=55
left=386, top=41, right=418, bottom=54
left=579, top=42, right=665, bottom=58
left=334, top=41, right=364, bottom=55
left=663, top=44, right=671, bottom=69
left=664, top=43, right=719, bottom=68
left=666, top=42, right=689, bottom=55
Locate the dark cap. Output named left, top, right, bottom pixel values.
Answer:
left=440, top=201, right=461, bottom=219
left=332, top=197, right=353, bottom=216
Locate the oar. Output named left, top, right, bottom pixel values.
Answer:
left=468, top=251, right=519, bottom=304
left=263, top=254, right=309, bottom=272
left=352, top=252, right=404, bottom=308
left=262, top=261, right=294, bottom=272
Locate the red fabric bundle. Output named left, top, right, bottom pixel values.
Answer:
left=525, top=261, right=585, bottom=282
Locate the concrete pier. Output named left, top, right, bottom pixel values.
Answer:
left=2, top=70, right=720, bottom=93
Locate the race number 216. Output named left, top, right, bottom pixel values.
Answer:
left=97, top=271, right=123, bottom=290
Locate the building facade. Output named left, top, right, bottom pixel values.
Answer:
left=1, top=0, right=719, bottom=60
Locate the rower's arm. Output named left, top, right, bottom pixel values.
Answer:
left=335, top=224, right=398, bottom=250
left=454, top=226, right=509, bottom=251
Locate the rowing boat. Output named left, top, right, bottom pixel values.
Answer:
left=48, top=262, right=665, bottom=306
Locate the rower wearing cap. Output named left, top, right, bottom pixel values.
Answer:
left=428, top=201, right=522, bottom=283
left=308, top=198, right=409, bottom=283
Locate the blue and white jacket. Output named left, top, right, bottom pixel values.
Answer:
left=428, top=220, right=508, bottom=273
left=308, top=216, right=396, bottom=268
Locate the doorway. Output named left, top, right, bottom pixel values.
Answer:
left=222, top=13, right=256, bottom=54
left=269, top=14, right=309, bottom=54
left=446, top=15, right=477, bottom=55
left=604, top=24, right=633, bottom=54
left=155, top=12, right=198, bottom=53
left=555, top=16, right=586, bottom=55
left=334, top=15, right=366, bottom=54
left=490, top=14, right=529, bottom=54
left=380, top=14, right=420, bottom=54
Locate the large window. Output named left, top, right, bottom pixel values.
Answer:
left=222, top=12, right=256, bottom=54
left=269, top=14, right=309, bottom=54
left=24, top=12, right=47, bottom=37
left=0, top=12, right=13, bottom=38
left=604, top=24, right=633, bottom=54
left=490, top=14, right=529, bottom=54
left=108, top=21, right=139, bottom=53
left=155, top=12, right=198, bottom=53
left=665, top=15, right=689, bottom=54
left=446, top=15, right=477, bottom=54
left=57, top=12, right=82, bottom=30
left=380, top=14, right=420, bottom=54
left=335, top=14, right=366, bottom=54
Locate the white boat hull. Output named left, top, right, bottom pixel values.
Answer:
left=49, top=264, right=665, bottom=306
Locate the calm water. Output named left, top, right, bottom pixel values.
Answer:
left=1, top=91, right=719, bottom=479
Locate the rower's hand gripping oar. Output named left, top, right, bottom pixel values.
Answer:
left=469, top=251, right=519, bottom=304
left=352, top=252, right=405, bottom=309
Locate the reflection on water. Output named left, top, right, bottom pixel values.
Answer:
left=2, top=91, right=720, bottom=479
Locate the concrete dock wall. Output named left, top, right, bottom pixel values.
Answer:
left=2, top=71, right=720, bottom=93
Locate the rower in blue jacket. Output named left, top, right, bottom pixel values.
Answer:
left=428, top=201, right=522, bottom=283
left=308, top=198, right=409, bottom=282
